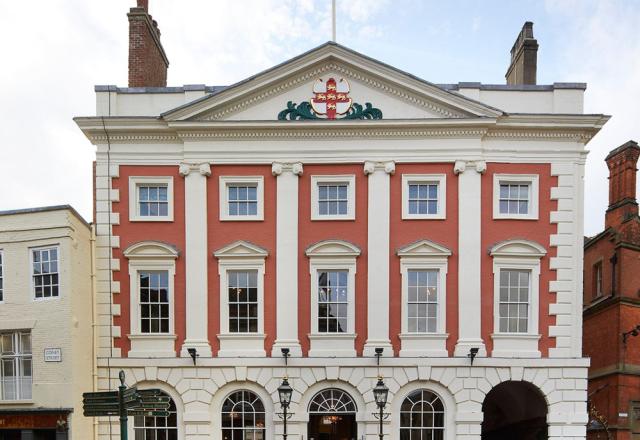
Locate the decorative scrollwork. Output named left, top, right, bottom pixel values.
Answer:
left=343, top=102, right=383, bottom=120
left=277, top=101, right=319, bottom=120
left=277, top=101, right=383, bottom=121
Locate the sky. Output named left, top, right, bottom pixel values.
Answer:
left=0, top=0, right=638, bottom=236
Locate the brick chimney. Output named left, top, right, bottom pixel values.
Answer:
left=505, top=22, right=538, bottom=85
left=128, top=0, right=169, bottom=87
left=605, top=140, right=640, bottom=230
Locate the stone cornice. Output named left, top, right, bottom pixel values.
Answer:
left=75, top=114, right=607, bottom=144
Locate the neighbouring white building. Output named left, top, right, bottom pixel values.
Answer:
left=74, top=4, right=608, bottom=439
left=0, top=206, right=93, bottom=440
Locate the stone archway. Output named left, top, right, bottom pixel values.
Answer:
left=482, top=381, right=548, bottom=440
left=307, top=388, right=358, bottom=440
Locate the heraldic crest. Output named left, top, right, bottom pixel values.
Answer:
left=278, top=77, right=383, bottom=120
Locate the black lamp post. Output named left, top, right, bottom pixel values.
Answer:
left=372, top=376, right=389, bottom=440
left=277, top=377, right=293, bottom=439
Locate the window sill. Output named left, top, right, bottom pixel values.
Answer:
left=128, top=334, right=176, bottom=358
left=217, top=333, right=266, bottom=357
left=219, top=216, right=264, bottom=222
left=308, top=333, right=356, bottom=357
left=491, top=333, right=541, bottom=358
left=0, top=399, right=33, bottom=405
left=399, top=333, right=449, bottom=357
left=129, top=217, right=174, bottom=222
left=492, top=215, right=538, bottom=221
left=311, top=216, right=356, bottom=221
left=402, top=215, right=446, bottom=220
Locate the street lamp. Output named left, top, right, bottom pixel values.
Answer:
left=372, top=376, right=389, bottom=440
left=277, top=377, right=293, bottom=439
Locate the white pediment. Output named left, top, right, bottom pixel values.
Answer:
left=306, top=240, right=361, bottom=258
left=162, top=43, right=503, bottom=123
left=214, top=240, right=268, bottom=259
left=123, top=241, right=179, bottom=259
left=397, top=240, right=452, bottom=258
left=489, top=239, right=546, bottom=258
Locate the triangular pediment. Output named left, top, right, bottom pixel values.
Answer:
left=397, top=239, right=452, bottom=257
left=214, top=240, right=268, bottom=258
left=162, top=42, right=503, bottom=123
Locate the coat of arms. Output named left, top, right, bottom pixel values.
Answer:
left=278, top=76, right=383, bottom=120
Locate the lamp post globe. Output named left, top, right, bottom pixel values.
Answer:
left=278, top=377, right=293, bottom=408
left=373, top=377, right=389, bottom=409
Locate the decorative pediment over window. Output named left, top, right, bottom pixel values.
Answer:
left=123, top=241, right=179, bottom=259
left=214, top=240, right=268, bottom=259
left=397, top=240, right=452, bottom=258
left=489, top=239, right=546, bottom=258
left=305, top=240, right=361, bottom=258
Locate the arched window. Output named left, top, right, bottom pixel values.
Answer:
left=133, top=392, right=178, bottom=440
left=400, top=389, right=445, bottom=440
left=308, top=388, right=357, bottom=413
left=221, top=390, right=266, bottom=440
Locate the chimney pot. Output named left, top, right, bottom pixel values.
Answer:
left=137, top=0, right=148, bottom=10
left=505, top=21, right=539, bottom=85
left=605, top=140, right=640, bottom=230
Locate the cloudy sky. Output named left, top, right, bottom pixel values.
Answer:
left=0, top=0, right=638, bottom=236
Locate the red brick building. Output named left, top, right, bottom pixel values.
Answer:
left=584, top=140, right=640, bottom=439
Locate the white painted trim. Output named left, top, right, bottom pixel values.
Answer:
left=310, top=174, right=356, bottom=221
left=128, top=176, right=174, bottom=222
left=126, top=256, right=177, bottom=358
left=390, top=381, right=456, bottom=440
left=217, top=256, right=266, bottom=357
left=305, top=240, right=361, bottom=257
left=491, top=246, right=543, bottom=358
left=401, top=174, right=447, bottom=220
left=218, top=175, right=264, bottom=221
left=308, top=256, right=357, bottom=356
left=210, top=382, right=275, bottom=440
left=492, top=173, right=539, bottom=220
left=29, top=244, right=61, bottom=302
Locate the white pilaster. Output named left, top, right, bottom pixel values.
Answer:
left=180, top=162, right=213, bottom=358
left=454, top=160, right=487, bottom=357
left=363, top=160, right=395, bottom=357
left=271, top=162, right=304, bottom=357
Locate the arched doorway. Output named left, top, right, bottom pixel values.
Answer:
left=308, top=388, right=357, bottom=440
left=482, top=381, right=548, bottom=440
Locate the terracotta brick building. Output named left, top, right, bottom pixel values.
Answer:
left=584, top=140, right=640, bottom=439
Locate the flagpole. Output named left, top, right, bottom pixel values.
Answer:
left=332, top=0, right=336, bottom=42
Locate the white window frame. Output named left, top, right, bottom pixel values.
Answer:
left=306, top=240, right=360, bottom=357
left=214, top=241, right=268, bottom=357
left=401, top=174, right=447, bottom=220
left=311, top=175, right=356, bottom=221
left=397, top=240, right=451, bottom=357
left=129, top=176, right=174, bottom=222
left=493, top=174, right=539, bottom=220
left=30, top=245, right=61, bottom=302
left=0, top=330, right=32, bottom=402
left=124, top=241, right=178, bottom=358
left=490, top=239, right=546, bottom=358
left=219, top=176, right=264, bottom=221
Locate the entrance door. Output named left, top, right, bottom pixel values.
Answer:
left=308, top=414, right=356, bottom=440
left=307, top=388, right=359, bottom=440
